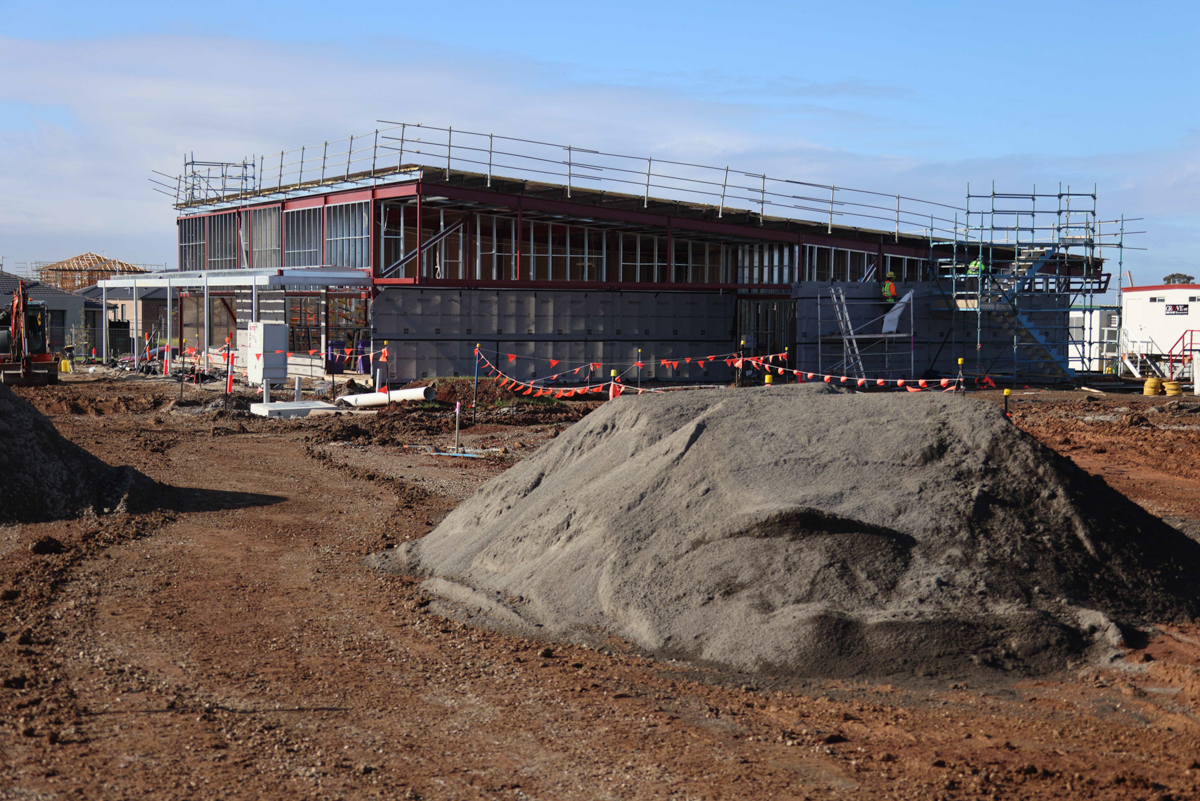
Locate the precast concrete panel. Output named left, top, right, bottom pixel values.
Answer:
left=565, top=296, right=586, bottom=336
left=473, top=293, right=498, bottom=337
left=437, top=293, right=461, bottom=337
left=396, top=340, right=419, bottom=382
left=434, top=340, right=459, bottom=377
left=588, top=298, right=611, bottom=337
left=623, top=297, right=645, bottom=337
left=533, top=296, right=554, bottom=337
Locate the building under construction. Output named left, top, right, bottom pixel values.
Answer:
left=96, top=123, right=1131, bottom=385
left=34, top=253, right=159, bottom=293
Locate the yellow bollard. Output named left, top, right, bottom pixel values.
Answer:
left=764, top=374, right=773, bottom=385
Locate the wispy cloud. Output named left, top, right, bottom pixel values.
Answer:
left=0, top=33, right=1190, bottom=285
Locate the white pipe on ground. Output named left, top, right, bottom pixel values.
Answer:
left=337, top=386, right=436, bottom=407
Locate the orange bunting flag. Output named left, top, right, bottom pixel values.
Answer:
left=592, top=385, right=604, bottom=393
left=344, top=348, right=352, bottom=356
left=897, top=379, right=906, bottom=387
left=591, top=363, right=601, bottom=370
left=286, top=352, right=293, bottom=358
left=823, top=375, right=832, bottom=383
left=308, top=349, right=318, bottom=356
left=777, top=367, right=785, bottom=375
left=733, top=359, right=743, bottom=369
left=725, top=359, right=734, bottom=367
left=906, top=386, right=923, bottom=392
left=534, top=389, right=546, bottom=397
left=274, top=350, right=283, bottom=354
left=573, top=367, right=582, bottom=374
left=661, top=359, right=670, bottom=367
left=806, top=373, right=815, bottom=379
left=707, top=355, right=717, bottom=361
left=857, top=378, right=866, bottom=386
left=685, top=357, right=692, bottom=364
left=919, top=379, right=928, bottom=388
left=554, top=390, right=564, bottom=399
left=839, top=376, right=848, bottom=383
left=254, top=353, right=261, bottom=361
left=549, top=359, right=559, bottom=368
left=877, top=379, right=886, bottom=386
left=635, top=361, right=644, bottom=368
left=507, top=353, right=517, bottom=362
left=565, top=389, right=575, bottom=397
left=940, top=378, right=950, bottom=387
left=550, top=374, right=558, bottom=380
left=671, top=361, right=679, bottom=370
left=523, top=386, right=534, bottom=396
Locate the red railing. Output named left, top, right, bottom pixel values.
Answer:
left=1166, top=329, right=1200, bottom=379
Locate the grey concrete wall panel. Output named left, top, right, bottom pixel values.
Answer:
left=372, top=286, right=738, bottom=384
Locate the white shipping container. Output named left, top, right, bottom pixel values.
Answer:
left=1121, top=284, right=1200, bottom=355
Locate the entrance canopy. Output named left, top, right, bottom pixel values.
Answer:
left=94, top=268, right=373, bottom=366
left=95, top=267, right=373, bottom=291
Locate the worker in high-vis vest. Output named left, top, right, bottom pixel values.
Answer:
left=882, top=272, right=898, bottom=303
left=968, top=258, right=985, bottom=276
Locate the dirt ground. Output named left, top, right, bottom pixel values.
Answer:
left=4, top=376, right=1200, bottom=800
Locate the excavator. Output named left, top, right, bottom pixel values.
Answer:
left=0, top=280, right=59, bottom=386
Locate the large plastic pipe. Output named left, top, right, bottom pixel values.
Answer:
left=337, top=386, right=436, bottom=407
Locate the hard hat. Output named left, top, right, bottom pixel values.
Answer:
left=886, top=272, right=895, bottom=279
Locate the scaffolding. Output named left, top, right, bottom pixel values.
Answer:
left=933, top=185, right=1137, bottom=384
left=815, top=288, right=915, bottom=379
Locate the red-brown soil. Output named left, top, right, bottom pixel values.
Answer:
left=3, top=377, right=1200, bottom=799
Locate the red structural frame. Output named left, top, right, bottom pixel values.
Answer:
left=177, top=178, right=933, bottom=293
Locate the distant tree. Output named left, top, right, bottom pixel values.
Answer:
left=1163, top=272, right=1195, bottom=284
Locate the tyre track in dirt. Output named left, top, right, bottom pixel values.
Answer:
left=5, top=380, right=1200, bottom=799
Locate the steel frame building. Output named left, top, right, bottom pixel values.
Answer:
left=96, top=123, right=1132, bottom=385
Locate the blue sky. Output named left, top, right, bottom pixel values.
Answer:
left=1, top=0, right=1197, bottom=285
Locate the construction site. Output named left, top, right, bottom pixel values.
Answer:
left=7, top=125, right=1200, bottom=801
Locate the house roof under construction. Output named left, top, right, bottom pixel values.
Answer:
left=35, top=253, right=150, bottom=292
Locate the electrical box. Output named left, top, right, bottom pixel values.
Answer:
left=247, top=321, right=288, bottom=387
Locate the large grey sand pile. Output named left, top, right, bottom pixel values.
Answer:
left=0, top=383, right=153, bottom=524
left=370, top=385, right=1200, bottom=679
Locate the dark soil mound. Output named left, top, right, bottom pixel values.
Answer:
left=371, top=384, right=1200, bottom=680
left=0, top=384, right=158, bottom=523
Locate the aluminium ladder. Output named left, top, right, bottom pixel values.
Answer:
left=829, top=287, right=867, bottom=379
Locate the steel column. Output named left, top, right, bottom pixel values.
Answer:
left=132, top=279, right=139, bottom=369
left=101, top=286, right=108, bottom=361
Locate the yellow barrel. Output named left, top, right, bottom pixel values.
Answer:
left=1164, top=380, right=1183, bottom=396
left=764, top=374, right=773, bottom=385
left=1144, top=377, right=1163, bottom=396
